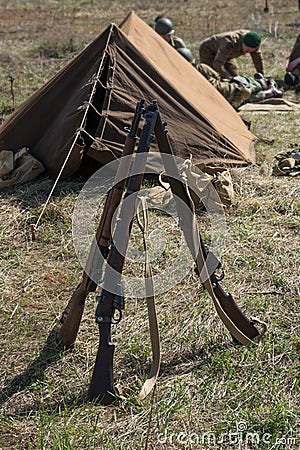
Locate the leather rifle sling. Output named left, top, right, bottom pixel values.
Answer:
left=136, top=196, right=161, bottom=399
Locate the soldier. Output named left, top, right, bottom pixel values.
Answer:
left=177, top=48, right=282, bottom=109
left=285, top=34, right=300, bottom=88
left=176, top=47, right=195, bottom=63
left=154, top=16, right=186, bottom=50
left=196, top=64, right=281, bottom=108
left=199, top=30, right=264, bottom=79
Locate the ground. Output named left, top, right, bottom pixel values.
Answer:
left=0, top=1, right=299, bottom=449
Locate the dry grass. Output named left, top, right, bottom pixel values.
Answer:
left=0, top=1, right=299, bottom=449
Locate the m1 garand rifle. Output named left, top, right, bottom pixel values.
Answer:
left=58, top=99, right=145, bottom=349
left=87, top=102, right=159, bottom=404
left=153, top=112, right=265, bottom=345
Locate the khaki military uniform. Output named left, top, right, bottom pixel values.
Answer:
left=288, top=34, right=300, bottom=79
left=199, top=30, right=264, bottom=79
left=196, top=63, right=266, bottom=109
left=170, top=35, right=186, bottom=50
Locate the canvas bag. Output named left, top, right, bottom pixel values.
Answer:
left=0, top=147, right=44, bottom=189
left=182, top=159, right=235, bottom=208
left=145, top=159, right=235, bottom=212
left=206, top=166, right=235, bottom=207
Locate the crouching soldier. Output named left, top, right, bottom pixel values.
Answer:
left=199, top=30, right=264, bottom=79
left=285, top=34, right=300, bottom=89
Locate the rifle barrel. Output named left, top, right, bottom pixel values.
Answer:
left=58, top=100, right=145, bottom=349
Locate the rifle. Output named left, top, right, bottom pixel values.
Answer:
left=58, top=99, right=145, bottom=349
left=87, top=102, right=159, bottom=404
left=60, top=99, right=265, bottom=404
left=154, top=112, right=263, bottom=345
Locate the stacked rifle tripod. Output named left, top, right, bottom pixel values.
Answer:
left=58, top=99, right=265, bottom=405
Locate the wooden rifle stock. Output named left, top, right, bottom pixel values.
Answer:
left=90, top=322, right=114, bottom=403
left=88, top=102, right=158, bottom=403
left=210, top=280, right=259, bottom=340
left=58, top=100, right=145, bottom=349
left=87, top=288, right=122, bottom=405
left=197, top=227, right=260, bottom=341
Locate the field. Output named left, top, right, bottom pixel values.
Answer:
left=0, top=1, right=299, bottom=449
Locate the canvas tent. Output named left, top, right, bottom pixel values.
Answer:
left=0, top=11, right=256, bottom=182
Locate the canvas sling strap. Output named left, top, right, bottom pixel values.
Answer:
left=136, top=196, right=161, bottom=400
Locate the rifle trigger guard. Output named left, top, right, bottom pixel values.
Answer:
left=95, top=309, right=122, bottom=324
left=214, top=268, right=225, bottom=282
left=112, top=308, right=122, bottom=324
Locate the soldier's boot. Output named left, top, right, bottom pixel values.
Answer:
left=269, top=80, right=283, bottom=97
left=284, top=72, right=299, bottom=86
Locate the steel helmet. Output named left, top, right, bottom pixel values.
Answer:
left=154, top=17, right=174, bottom=35
left=177, top=47, right=194, bottom=63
